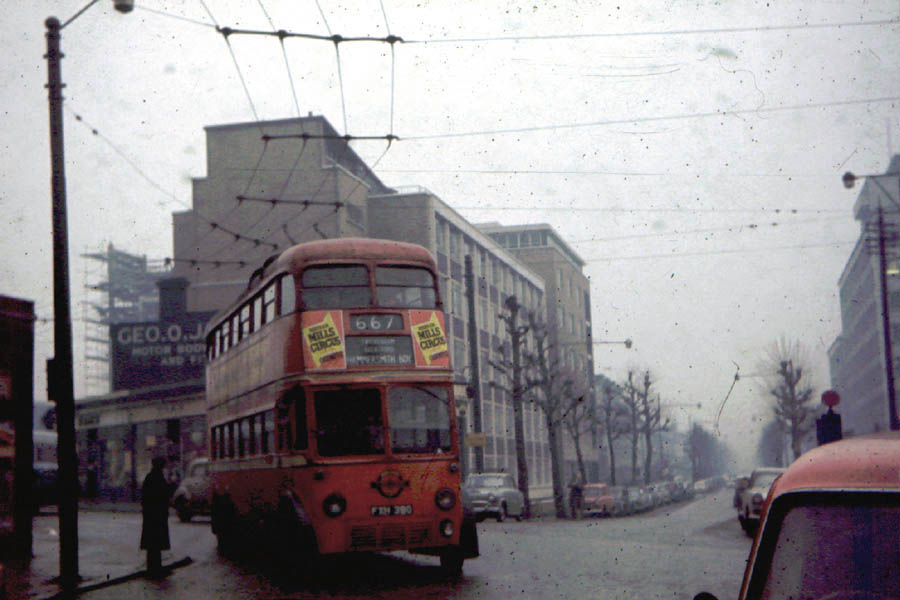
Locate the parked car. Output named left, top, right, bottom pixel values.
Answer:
left=694, top=432, right=900, bottom=600
left=582, top=483, right=615, bottom=517
left=628, top=486, right=653, bottom=512
left=665, top=479, right=686, bottom=503
left=646, top=483, right=670, bottom=506
left=735, top=467, right=786, bottom=536
left=461, top=472, right=525, bottom=522
left=609, top=486, right=634, bottom=516
left=172, top=457, right=210, bottom=522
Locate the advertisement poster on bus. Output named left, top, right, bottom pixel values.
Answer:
left=301, top=311, right=346, bottom=370
left=409, top=310, right=450, bottom=368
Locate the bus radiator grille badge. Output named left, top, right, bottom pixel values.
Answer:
left=371, top=470, right=408, bottom=499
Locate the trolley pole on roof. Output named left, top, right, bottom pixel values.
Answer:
left=464, top=256, right=484, bottom=473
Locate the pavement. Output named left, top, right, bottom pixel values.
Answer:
left=0, top=506, right=191, bottom=600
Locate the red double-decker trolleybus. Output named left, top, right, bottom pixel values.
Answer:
left=205, top=238, right=477, bottom=574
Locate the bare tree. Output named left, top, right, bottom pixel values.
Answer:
left=628, top=370, right=669, bottom=485
left=521, top=312, right=573, bottom=519
left=620, top=371, right=643, bottom=483
left=561, top=380, right=593, bottom=484
left=762, top=338, right=816, bottom=461
left=594, top=376, right=628, bottom=486
left=489, top=295, right=532, bottom=517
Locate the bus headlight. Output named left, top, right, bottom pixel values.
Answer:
left=435, top=488, right=456, bottom=510
left=439, top=519, right=455, bottom=538
left=323, top=493, right=347, bottom=518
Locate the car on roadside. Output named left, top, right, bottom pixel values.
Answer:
left=735, top=467, right=785, bottom=536
left=607, top=485, right=634, bottom=516
left=461, top=472, right=525, bottom=522
left=582, top=483, right=616, bottom=517
left=628, top=486, right=653, bottom=512
left=694, top=432, right=900, bottom=600
left=172, top=457, right=210, bottom=522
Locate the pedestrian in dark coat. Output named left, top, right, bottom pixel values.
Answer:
left=140, top=456, right=171, bottom=576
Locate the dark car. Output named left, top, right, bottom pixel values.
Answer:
left=462, top=472, right=525, bottom=522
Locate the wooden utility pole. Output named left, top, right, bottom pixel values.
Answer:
left=872, top=204, right=900, bottom=430
left=45, top=17, right=80, bottom=588
left=464, top=255, right=484, bottom=473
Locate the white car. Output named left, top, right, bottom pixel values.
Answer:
left=735, top=467, right=785, bottom=536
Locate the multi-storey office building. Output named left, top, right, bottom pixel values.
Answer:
left=478, top=223, right=598, bottom=482
left=829, top=154, right=900, bottom=436
left=368, top=189, right=553, bottom=496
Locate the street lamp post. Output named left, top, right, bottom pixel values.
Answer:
left=44, top=2, right=132, bottom=588
left=843, top=171, right=900, bottom=431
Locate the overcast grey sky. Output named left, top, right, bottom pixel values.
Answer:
left=2, top=0, right=898, bottom=468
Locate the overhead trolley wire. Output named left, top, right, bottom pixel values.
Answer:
left=566, top=216, right=852, bottom=245
left=402, top=18, right=899, bottom=44
left=402, top=95, right=900, bottom=141
left=65, top=108, right=186, bottom=211
left=67, top=107, right=278, bottom=254
left=451, top=204, right=847, bottom=214
left=577, top=240, right=857, bottom=263
left=255, top=0, right=302, bottom=117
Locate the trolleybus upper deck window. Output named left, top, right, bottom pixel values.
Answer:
left=388, top=385, right=451, bottom=454
left=300, top=265, right=370, bottom=309
left=375, top=266, right=437, bottom=308
left=314, top=388, right=384, bottom=457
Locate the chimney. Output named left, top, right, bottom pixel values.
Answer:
left=157, top=277, right=189, bottom=321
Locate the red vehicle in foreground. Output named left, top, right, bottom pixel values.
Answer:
left=205, top=238, right=477, bottom=575
left=696, top=432, right=900, bottom=600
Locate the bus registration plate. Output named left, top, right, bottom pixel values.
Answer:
left=370, top=504, right=413, bottom=517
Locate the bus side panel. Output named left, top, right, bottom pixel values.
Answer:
left=207, top=315, right=301, bottom=412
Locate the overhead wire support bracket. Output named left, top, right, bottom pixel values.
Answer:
left=214, top=25, right=403, bottom=44
left=262, top=132, right=400, bottom=143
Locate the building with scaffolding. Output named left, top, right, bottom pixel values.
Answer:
left=81, top=244, right=170, bottom=395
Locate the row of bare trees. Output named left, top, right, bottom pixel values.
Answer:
left=488, top=296, right=676, bottom=518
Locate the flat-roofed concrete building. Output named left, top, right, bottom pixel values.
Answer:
left=829, top=154, right=900, bottom=435
left=369, top=189, right=553, bottom=498
left=172, top=116, right=391, bottom=314
left=476, top=223, right=597, bottom=481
